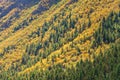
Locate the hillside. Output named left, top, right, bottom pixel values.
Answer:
left=0, top=0, right=120, bottom=80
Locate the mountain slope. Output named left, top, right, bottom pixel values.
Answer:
left=0, top=0, right=120, bottom=79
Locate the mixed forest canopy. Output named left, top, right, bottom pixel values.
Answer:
left=0, top=0, right=120, bottom=80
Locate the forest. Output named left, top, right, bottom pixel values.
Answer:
left=0, top=0, right=120, bottom=80
left=0, top=11, right=120, bottom=80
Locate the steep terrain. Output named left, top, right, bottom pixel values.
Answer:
left=0, top=0, right=120, bottom=79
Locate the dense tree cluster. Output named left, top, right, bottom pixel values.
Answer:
left=1, top=40, right=119, bottom=80
left=93, top=12, right=120, bottom=47
left=0, top=11, right=120, bottom=80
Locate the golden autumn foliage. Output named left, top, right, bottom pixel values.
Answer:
left=0, top=0, right=120, bottom=78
